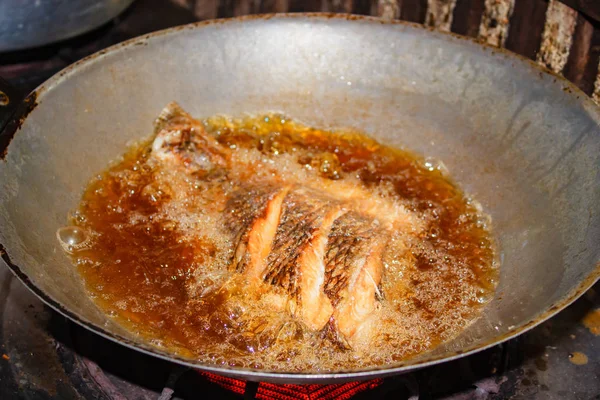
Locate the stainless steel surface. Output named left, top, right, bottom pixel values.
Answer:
left=0, top=0, right=135, bottom=52
left=0, top=14, right=599, bottom=383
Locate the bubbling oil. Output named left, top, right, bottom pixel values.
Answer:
left=63, top=114, right=498, bottom=372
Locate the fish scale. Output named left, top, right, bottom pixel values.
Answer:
left=264, top=192, right=329, bottom=295
left=225, top=184, right=280, bottom=273
left=324, top=212, right=381, bottom=305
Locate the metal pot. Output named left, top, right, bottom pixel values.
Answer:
left=0, top=14, right=598, bottom=383
left=0, top=0, right=135, bottom=52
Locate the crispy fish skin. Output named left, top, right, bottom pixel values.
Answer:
left=150, top=102, right=405, bottom=345
left=226, top=185, right=348, bottom=331
left=151, top=102, right=229, bottom=177
left=264, top=190, right=328, bottom=289
left=333, top=240, right=385, bottom=340
left=322, top=211, right=387, bottom=340
left=262, top=190, right=344, bottom=330
left=294, top=208, right=344, bottom=331
left=323, top=212, right=382, bottom=304
left=226, top=185, right=289, bottom=281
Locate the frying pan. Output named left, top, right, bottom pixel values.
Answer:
left=0, top=14, right=599, bottom=383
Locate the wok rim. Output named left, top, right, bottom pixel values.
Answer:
left=1, top=13, right=599, bottom=382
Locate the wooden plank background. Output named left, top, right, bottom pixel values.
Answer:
left=177, top=0, right=600, bottom=103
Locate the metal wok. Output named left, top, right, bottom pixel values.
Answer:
left=0, top=14, right=599, bottom=383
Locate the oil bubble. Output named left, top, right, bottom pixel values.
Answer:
left=56, top=226, right=90, bottom=253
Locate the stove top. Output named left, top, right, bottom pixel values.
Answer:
left=2, top=265, right=599, bottom=399
left=1, top=1, right=599, bottom=398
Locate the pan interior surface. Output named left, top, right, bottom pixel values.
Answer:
left=0, top=15, right=599, bottom=382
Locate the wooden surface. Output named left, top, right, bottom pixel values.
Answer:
left=559, top=0, right=600, bottom=23
left=174, top=0, right=600, bottom=103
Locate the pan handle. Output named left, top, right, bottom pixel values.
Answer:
left=0, top=77, right=22, bottom=135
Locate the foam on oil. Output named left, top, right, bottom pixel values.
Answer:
left=62, top=114, right=497, bottom=372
